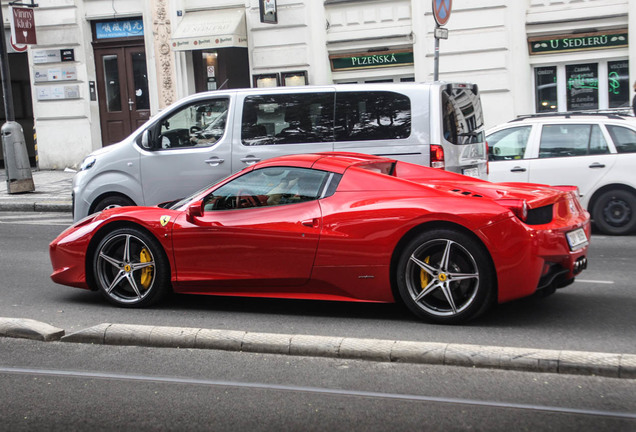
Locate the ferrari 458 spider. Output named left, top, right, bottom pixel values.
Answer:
left=50, top=152, right=590, bottom=324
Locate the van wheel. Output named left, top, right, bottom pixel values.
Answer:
left=396, top=229, right=495, bottom=324
left=93, top=195, right=135, bottom=214
left=592, top=190, right=636, bottom=235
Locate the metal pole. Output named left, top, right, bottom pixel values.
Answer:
left=0, top=3, right=35, bottom=193
left=434, top=33, right=440, bottom=81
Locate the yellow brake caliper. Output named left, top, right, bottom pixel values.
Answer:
left=419, top=256, right=431, bottom=289
left=139, top=248, right=153, bottom=290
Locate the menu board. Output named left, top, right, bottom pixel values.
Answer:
left=566, top=63, right=598, bottom=111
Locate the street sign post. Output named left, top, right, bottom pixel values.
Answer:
left=432, top=0, right=452, bottom=81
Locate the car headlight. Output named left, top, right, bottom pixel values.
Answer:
left=80, top=155, right=97, bottom=171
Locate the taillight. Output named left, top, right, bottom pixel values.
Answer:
left=495, top=198, right=528, bottom=222
left=430, top=144, right=445, bottom=169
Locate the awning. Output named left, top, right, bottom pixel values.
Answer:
left=171, top=9, right=247, bottom=51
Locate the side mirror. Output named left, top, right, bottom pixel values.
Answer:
left=140, top=130, right=152, bottom=150
left=186, top=200, right=203, bottom=223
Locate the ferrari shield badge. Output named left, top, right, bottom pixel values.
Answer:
left=160, top=215, right=171, bottom=227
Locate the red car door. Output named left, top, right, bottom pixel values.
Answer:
left=171, top=200, right=322, bottom=292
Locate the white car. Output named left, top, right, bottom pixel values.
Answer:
left=487, top=113, right=636, bottom=235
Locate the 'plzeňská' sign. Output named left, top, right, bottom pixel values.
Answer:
left=529, top=30, right=627, bottom=55
left=330, top=50, right=414, bottom=71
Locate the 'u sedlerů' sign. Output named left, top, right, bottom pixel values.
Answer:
left=528, top=30, right=627, bottom=55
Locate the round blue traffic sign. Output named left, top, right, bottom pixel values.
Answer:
left=432, top=0, right=452, bottom=26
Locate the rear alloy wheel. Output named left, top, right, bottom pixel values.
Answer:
left=592, top=190, right=636, bottom=235
left=397, top=229, right=495, bottom=324
left=93, top=227, right=170, bottom=307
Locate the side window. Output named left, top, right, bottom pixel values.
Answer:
left=203, top=167, right=332, bottom=210
left=607, top=125, right=636, bottom=153
left=334, top=91, right=411, bottom=141
left=538, top=124, right=608, bottom=158
left=157, top=99, right=229, bottom=149
left=589, top=125, right=609, bottom=155
left=487, top=126, right=531, bottom=161
left=241, top=93, right=334, bottom=146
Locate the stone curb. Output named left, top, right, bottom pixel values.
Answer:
left=3, top=318, right=635, bottom=378
left=56, top=322, right=636, bottom=379
left=0, top=317, right=65, bottom=341
left=0, top=201, right=72, bottom=213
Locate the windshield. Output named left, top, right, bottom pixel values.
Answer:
left=164, top=172, right=237, bottom=210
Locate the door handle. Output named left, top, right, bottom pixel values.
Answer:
left=240, top=156, right=261, bottom=165
left=128, top=98, right=134, bottom=111
left=589, top=162, right=605, bottom=168
left=204, top=157, right=225, bottom=167
left=301, top=218, right=320, bottom=228
left=510, top=166, right=527, bottom=172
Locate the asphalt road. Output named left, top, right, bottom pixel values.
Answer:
left=1, top=337, right=635, bottom=431
left=1, top=211, right=635, bottom=355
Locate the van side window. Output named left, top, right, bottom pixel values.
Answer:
left=241, top=93, right=334, bottom=145
left=156, top=99, right=229, bottom=149
left=442, top=86, right=484, bottom=145
left=334, top=91, right=411, bottom=141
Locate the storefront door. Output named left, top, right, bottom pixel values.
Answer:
left=95, top=45, right=150, bottom=145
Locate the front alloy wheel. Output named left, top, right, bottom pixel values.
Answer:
left=93, top=227, right=169, bottom=307
left=397, top=229, right=495, bottom=324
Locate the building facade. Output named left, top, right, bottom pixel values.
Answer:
left=1, top=0, right=634, bottom=169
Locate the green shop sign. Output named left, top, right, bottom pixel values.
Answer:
left=529, top=30, right=627, bottom=55
left=330, top=51, right=413, bottom=71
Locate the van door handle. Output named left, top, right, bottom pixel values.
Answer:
left=589, top=162, right=605, bottom=168
left=240, top=156, right=261, bottom=165
left=204, top=157, right=225, bottom=167
left=510, top=166, right=526, bottom=172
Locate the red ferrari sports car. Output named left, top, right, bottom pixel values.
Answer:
left=50, top=152, right=590, bottom=324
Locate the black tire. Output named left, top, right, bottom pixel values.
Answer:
left=396, top=229, right=495, bottom=324
left=92, top=195, right=135, bottom=214
left=92, top=227, right=170, bottom=307
left=592, top=190, right=636, bottom=235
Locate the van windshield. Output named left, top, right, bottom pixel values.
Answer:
left=442, top=85, right=485, bottom=145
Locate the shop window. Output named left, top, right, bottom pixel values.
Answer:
left=608, top=60, right=630, bottom=108
left=535, top=66, right=557, bottom=113
left=334, top=91, right=411, bottom=141
left=534, top=60, right=629, bottom=113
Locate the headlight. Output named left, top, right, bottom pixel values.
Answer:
left=80, top=155, right=97, bottom=171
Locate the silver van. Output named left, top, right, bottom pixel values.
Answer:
left=73, top=82, right=487, bottom=221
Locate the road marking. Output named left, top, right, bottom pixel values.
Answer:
left=1, top=366, right=635, bottom=420
left=576, top=280, right=615, bottom=284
